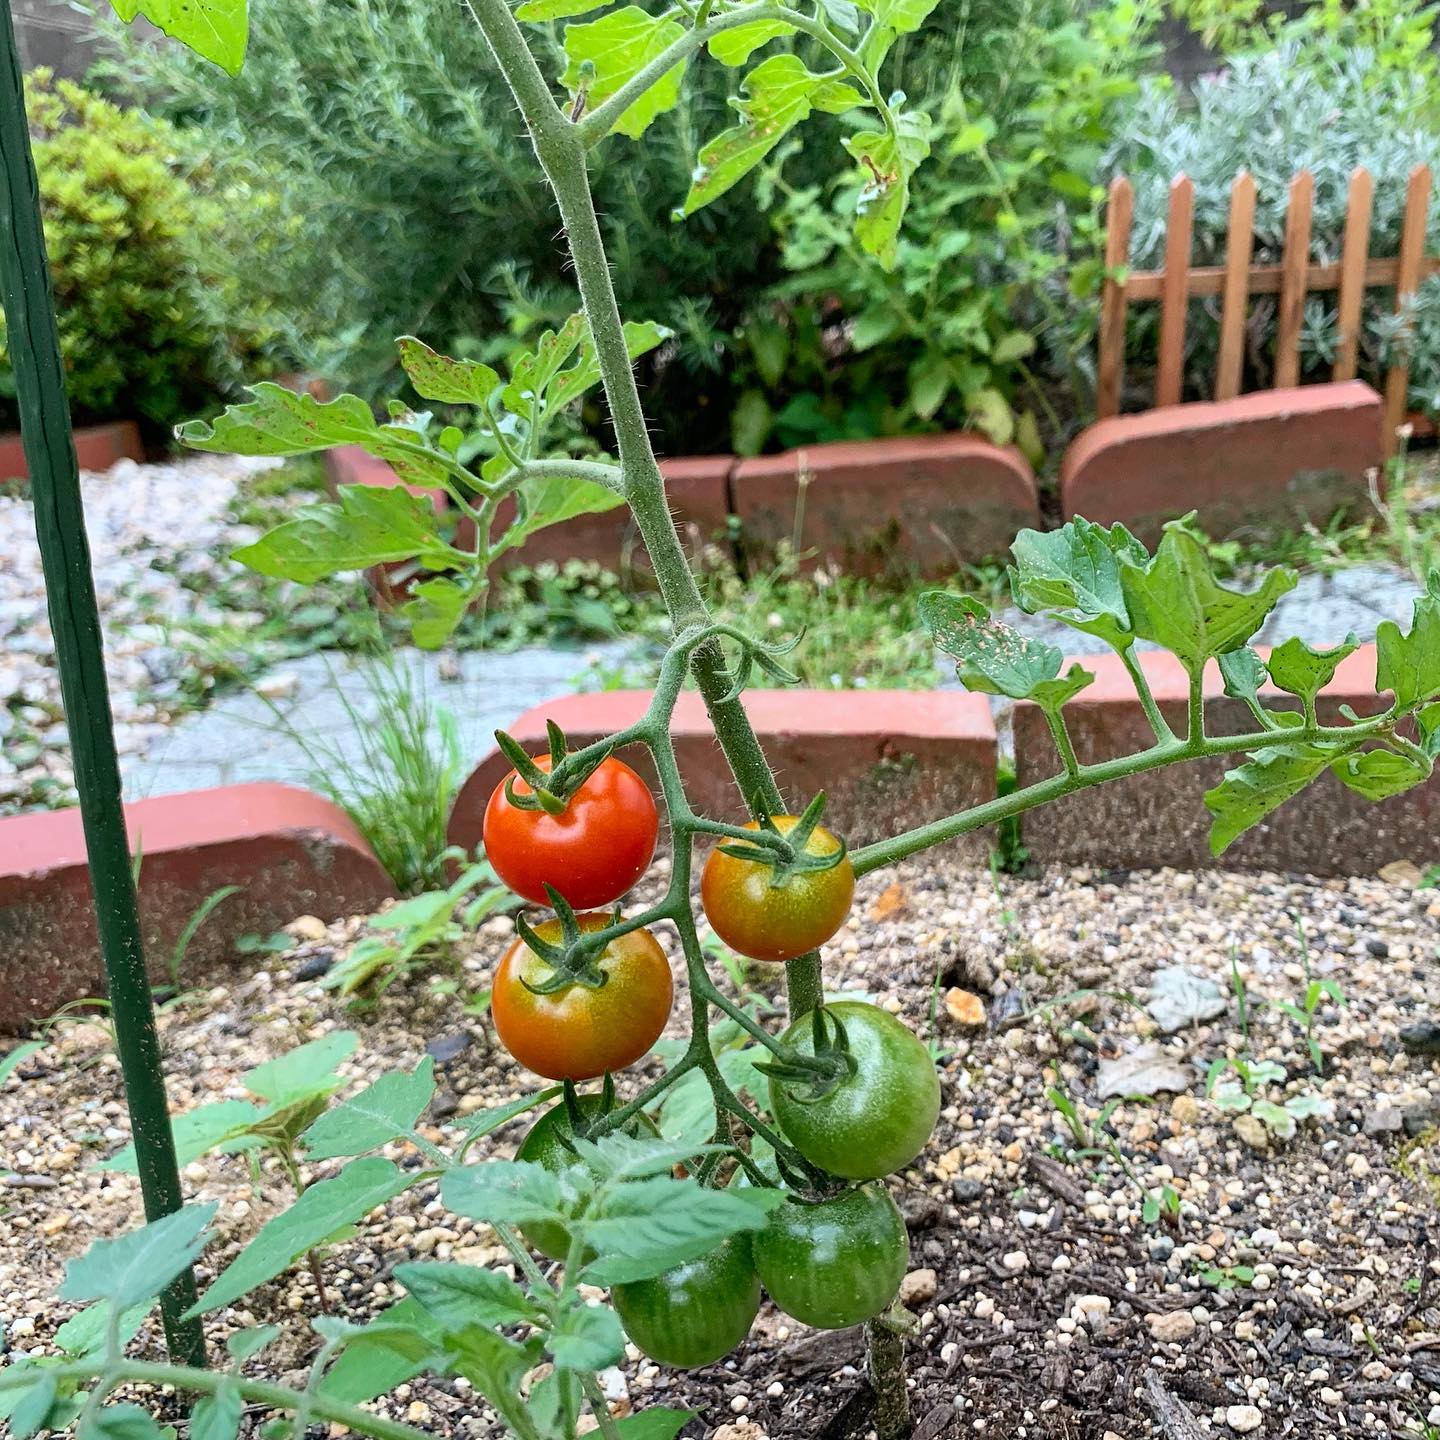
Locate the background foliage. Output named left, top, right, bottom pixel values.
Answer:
left=0, top=72, right=271, bottom=432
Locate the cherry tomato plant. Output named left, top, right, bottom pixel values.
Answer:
left=9, top=0, right=1440, bottom=1438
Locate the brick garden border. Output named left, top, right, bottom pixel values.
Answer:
left=0, top=420, right=144, bottom=484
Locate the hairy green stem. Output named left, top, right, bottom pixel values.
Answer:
left=0, top=1361, right=432, bottom=1440
left=467, top=0, right=824, bottom=1017
left=849, top=714, right=1395, bottom=878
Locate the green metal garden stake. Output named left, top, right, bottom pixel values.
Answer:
left=0, top=2, right=205, bottom=1367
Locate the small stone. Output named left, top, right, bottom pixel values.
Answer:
left=943, top=988, right=986, bottom=1029
left=1234, top=1113, right=1271, bottom=1150
left=1001, top=1250, right=1029, bottom=1272
left=1365, top=937, right=1389, bottom=958
left=1227, top=1404, right=1264, bottom=1433
left=1145, top=1310, right=1197, bottom=1343
left=1403, top=1097, right=1440, bottom=1137
left=255, top=671, right=300, bottom=700
left=1171, top=1094, right=1200, bottom=1126
left=1364, top=1101, right=1405, bottom=1136
left=899, top=1268, right=937, bottom=1306
left=426, top=1032, right=473, bottom=1064
left=1400, top=1022, right=1440, bottom=1057
left=292, top=954, right=333, bottom=982
left=1379, top=860, right=1423, bottom=888
left=951, top=1177, right=984, bottom=1204
left=287, top=914, right=328, bottom=942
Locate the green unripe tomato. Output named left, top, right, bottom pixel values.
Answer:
left=752, top=1184, right=908, bottom=1330
left=770, top=1001, right=940, bottom=1180
left=612, top=1236, right=761, bottom=1369
left=515, top=1095, right=657, bottom=1260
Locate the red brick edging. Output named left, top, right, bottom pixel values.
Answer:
left=0, top=421, right=145, bottom=484
left=0, top=784, right=395, bottom=1031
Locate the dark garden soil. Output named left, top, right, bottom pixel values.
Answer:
left=4, top=858, right=1440, bottom=1439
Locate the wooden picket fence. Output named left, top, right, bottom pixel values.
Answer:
left=1097, top=164, right=1438, bottom=454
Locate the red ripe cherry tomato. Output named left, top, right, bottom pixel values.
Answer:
left=491, top=914, right=673, bottom=1080
left=483, top=754, right=658, bottom=909
left=700, top=816, right=855, bottom=962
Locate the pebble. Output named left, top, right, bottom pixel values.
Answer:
left=1145, top=1309, right=1197, bottom=1343
left=899, top=1268, right=938, bottom=1305
left=1227, top=1404, right=1265, bottom=1433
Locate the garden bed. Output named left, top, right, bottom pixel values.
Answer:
left=4, top=859, right=1440, bottom=1437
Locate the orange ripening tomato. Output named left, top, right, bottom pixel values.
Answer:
left=483, top=754, right=658, bottom=910
left=700, top=816, right=854, bottom=962
left=491, top=914, right=673, bottom=1080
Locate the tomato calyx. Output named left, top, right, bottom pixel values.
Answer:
left=513, top=887, right=618, bottom=994
left=494, top=719, right=614, bottom=818
left=756, top=1005, right=857, bottom=1101
left=717, top=791, right=849, bottom=888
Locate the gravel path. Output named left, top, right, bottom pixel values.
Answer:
left=4, top=860, right=1440, bottom=1437
left=0, top=455, right=278, bottom=811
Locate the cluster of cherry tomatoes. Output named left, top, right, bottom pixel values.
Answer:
left=481, top=751, right=858, bottom=1084
left=479, top=747, right=940, bottom=1365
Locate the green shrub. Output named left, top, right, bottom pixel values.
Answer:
left=94, top=0, right=786, bottom=452
left=715, top=0, right=1163, bottom=459
left=1108, top=40, right=1440, bottom=414
left=0, top=73, right=268, bottom=432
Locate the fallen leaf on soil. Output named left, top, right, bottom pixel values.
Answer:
left=870, top=882, right=908, bottom=920
left=1147, top=966, right=1227, bottom=1033
left=1096, top=1044, right=1194, bottom=1099
left=943, top=988, right=986, bottom=1028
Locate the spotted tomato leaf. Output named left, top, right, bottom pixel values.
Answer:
left=1120, top=520, right=1297, bottom=671
left=178, top=383, right=460, bottom=490
left=397, top=338, right=501, bottom=407
left=562, top=8, right=687, bottom=140
left=1204, top=741, right=1350, bottom=855
left=676, top=55, right=861, bottom=219
left=842, top=112, right=931, bottom=270
left=918, top=592, right=1065, bottom=701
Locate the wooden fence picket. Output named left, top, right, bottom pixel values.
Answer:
left=1095, top=162, right=1436, bottom=452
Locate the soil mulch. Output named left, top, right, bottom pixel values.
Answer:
left=4, top=857, right=1440, bottom=1439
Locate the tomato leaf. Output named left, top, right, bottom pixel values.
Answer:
left=396, top=1261, right=541, bottom=1330
left=1007, top=517, right=1147, bottom=652
left=301, top=1057, right=436, bottom=1162
left=442, top=1159, right=579, bottom=1229
left=546, top=1298, right=627, bottom=1371
left=1375, top=571, right=1440, bottom=711
left=232, top=484, right=467, bottom=585
left=1331, top=746, right=1433, bottom=801
left=190, top=1158, right=418, bottom=1315
left=398, top=338, right=502, bottom=407
left=60, top=1204, right=217, bottom=1311
left=446, top=1328, right=547, bottom=1440
left=516, top=0, right=611, bottom=20
left=582, top=1178, right=786, bottom=1284
left=1204, top=741, right=1349, bottom=855
left=919, top=592, right=1065, bottom=701
left=857, top=0, right=942, bottom=71
left=842, top=112, right=931, bottom=270
left=245, top=1031, right=358, bottom=1105
left=189, top=1384, right=243, bottom=1440
left=107, top=0, right=246, bottom=72
left=318, top=1299, right=444, bottom=1405
left=615, top=1410, right=698, bottom=1440
left=562, top=8, right=687, bottom=140
left=97, top=1099, right=263, bottom=1175
left=400, top=576, right=477, bottom=651
left=1266, top=634, right=1359, bottom=706
left=496, top=473, right=626, bottom=557
left=707, top=19, right=797, bottom=65
left=676, top=55, right=861, bottom=220
left=547, top=319, right=672, bottom=412
left=1120, top=519, right=1297, bottom=671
